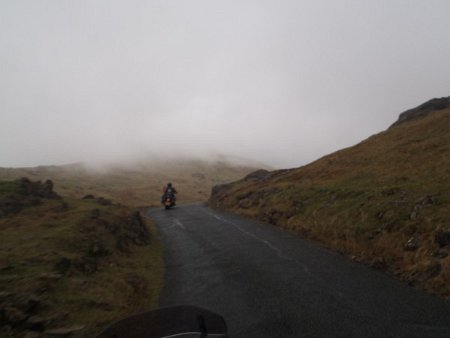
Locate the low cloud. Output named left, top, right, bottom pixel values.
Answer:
left=1, top=1, right=449, bottom=168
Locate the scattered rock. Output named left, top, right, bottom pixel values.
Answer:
left=435, top=229, right=450, bottom=247
left=416, top=195, right=439, bottom=207
left=82, top=194, right=95, bottom=199
left=404, top=236, right=420, bottom=251
left=411, top=195, right=440, bottom=219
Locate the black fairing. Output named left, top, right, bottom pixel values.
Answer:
left=97, top=305, right=228, bottom=338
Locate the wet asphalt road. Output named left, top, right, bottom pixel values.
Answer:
left=147, top=204, right=450, bottom=338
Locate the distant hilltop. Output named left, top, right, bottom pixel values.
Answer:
left=0, top=157, right=267, bottom=207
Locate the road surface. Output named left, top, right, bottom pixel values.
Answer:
left=147, top=204, right=450, bottom=338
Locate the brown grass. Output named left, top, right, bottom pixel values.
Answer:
left=210, top=108, right=450, bottom=299
left=0, top=159, right=262, bottom=207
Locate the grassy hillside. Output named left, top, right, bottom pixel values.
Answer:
left=210, top=98, right=450, bottom=299
left=0, top=158, right=263, bottom=207
left=0, top=178, right=164, bottom=337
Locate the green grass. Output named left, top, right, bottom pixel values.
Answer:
left=0, top=181, right=20, bottom=196
left=0, top=181, right=164, bottom=337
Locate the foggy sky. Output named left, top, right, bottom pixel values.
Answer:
left=1, top=0, right=449, bottom=169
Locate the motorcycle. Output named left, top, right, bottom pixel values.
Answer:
left=97, top=305, right=228, bottom=338
left=162, top=191, right=175, bottom=209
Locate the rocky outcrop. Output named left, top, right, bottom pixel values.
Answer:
left=243, top=169, right=270, bottom=181
left=0, top=178, right=61, bottom=216
left=17, top=178, right=60, bottom=199
left=209, top=183, right=234, bottom=208
left=391, top=96, right=450, bottom=127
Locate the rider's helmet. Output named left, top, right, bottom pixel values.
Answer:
left=167, top=182, right=172, bottom=187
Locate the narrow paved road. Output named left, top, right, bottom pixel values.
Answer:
left=147, top=204, right=450, bottom=338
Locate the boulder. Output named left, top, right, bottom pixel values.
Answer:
left=0, top=178, right=61, bottom=216
left=435, top=229, right=450, bottom=247
left=404, top=236, right=420, bottom=251
left=18, top=178, right=60, bottom=199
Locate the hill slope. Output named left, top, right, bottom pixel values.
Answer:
left=0, top=158, right=265, bottom=207
left=0, top=178, right=163, bottom=337
left=210, top=97, right=450, bottom=299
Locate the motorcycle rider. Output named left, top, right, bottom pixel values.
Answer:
left=162, top=182, right=177, bottom=204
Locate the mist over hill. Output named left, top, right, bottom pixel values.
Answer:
left=210, top=97, right=450, bottom=299
left=0, top=156, right=268, bottom=207
left=2, top=2, right=450, bottom=170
